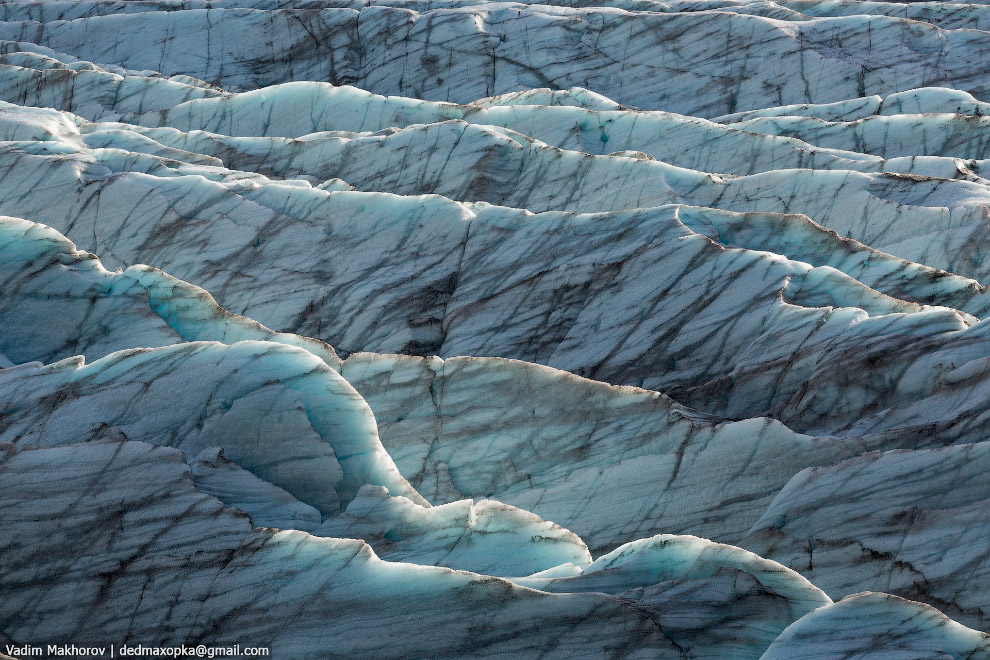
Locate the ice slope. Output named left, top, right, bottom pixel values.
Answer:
left=0, top=340, right=601, bottom=577
left=2, top=56, right=990, bottom=280
left=0, top=0, right=987, bottom=25
left=0, top=441, right=690, bottom=659
left=726, top=113, right=990, bottom=162
left=0, top=229, right=605, bottom=578
left=116, top=81, right=990, bottom=178
left=0, top=217, right=342, bottom=366
left=1, top=0, right=990, bottom=654
left=0, top=65, right=986, bottom=298
left=0, top=42, right=223, bottom=120
left=89, top=116, right=990, bottom=241
left=0, top=218, right=853, bottom=656
left=743, top=443, right=990, bottom=627
left=0, top=216, right=856, bottom=552
left=716, top=87, right=990, bottom=123
left=0, top=91, right=988, bottom=285
left=339, top=354, right=859, bottom=550
left=760, top=593, right=990, bottom=660
left=513, top=535, right=832, bottom=660
left=0, top=342, right=406, bottom=516
left=2, top=48, right=987, bottom=181
left=126, top=100, right=892, bottom=178
left=664, top=0, right=990, bottom=33
left=3, top=5, right=990, bottom=115
left=7, top=126, right=990, bottom=439
left=7, top=215, right=990, bottom=627
left=24, top=98, right=990, bottom=282
left=6, top=217, right=990, bottom=652
left=5, top=110, right=989, bottom=311
left=0, top=170, right=980, bottom=427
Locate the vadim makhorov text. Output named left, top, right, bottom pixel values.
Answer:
left=5, top=645, right=271, bottom=658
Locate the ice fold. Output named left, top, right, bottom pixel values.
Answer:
left=0, top=0, right=988, bottom=654
left=4, top=216, right=990, bottom=628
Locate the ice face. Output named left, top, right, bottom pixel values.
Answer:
left=514, top=534, right=833, bottom=660
left=0, top=216, right=852, bottom=554
left=0, top=340, right=603, bottom=576
left=4, top=209, right=990, bottom=635
left=2, top=0, right=990, bottom=657
left=760, top=592, right=990, bottom=660
left=2, top=4, right=990, bottom=116
left=0, top=441, right=687, bottom=658
left=0, top=341, right=399, bottom=514
left=743, top=443, right=990, bottom=626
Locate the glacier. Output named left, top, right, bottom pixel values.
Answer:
left=1, top=0, right=990, bottom=658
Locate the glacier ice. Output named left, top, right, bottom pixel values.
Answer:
left=760, top=592, right=990, bottom=660
left=514, top=535, right=832, bottom=659
left=0, top=339, right=611, bottom=576
left=4, top=210, right=990, bottom=635
left=743, top=443, right=990, bottom=628
left=0, top=216, right=858, bottom=552
left=0, top=341, right=413, bottom=515
left=7, top=203, right=989, bottom=443
left=1, top=0, right=990, bottom=657
left=0, top=441, right=689, bottom=658
left=2, top=3, right=990, bottom=116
